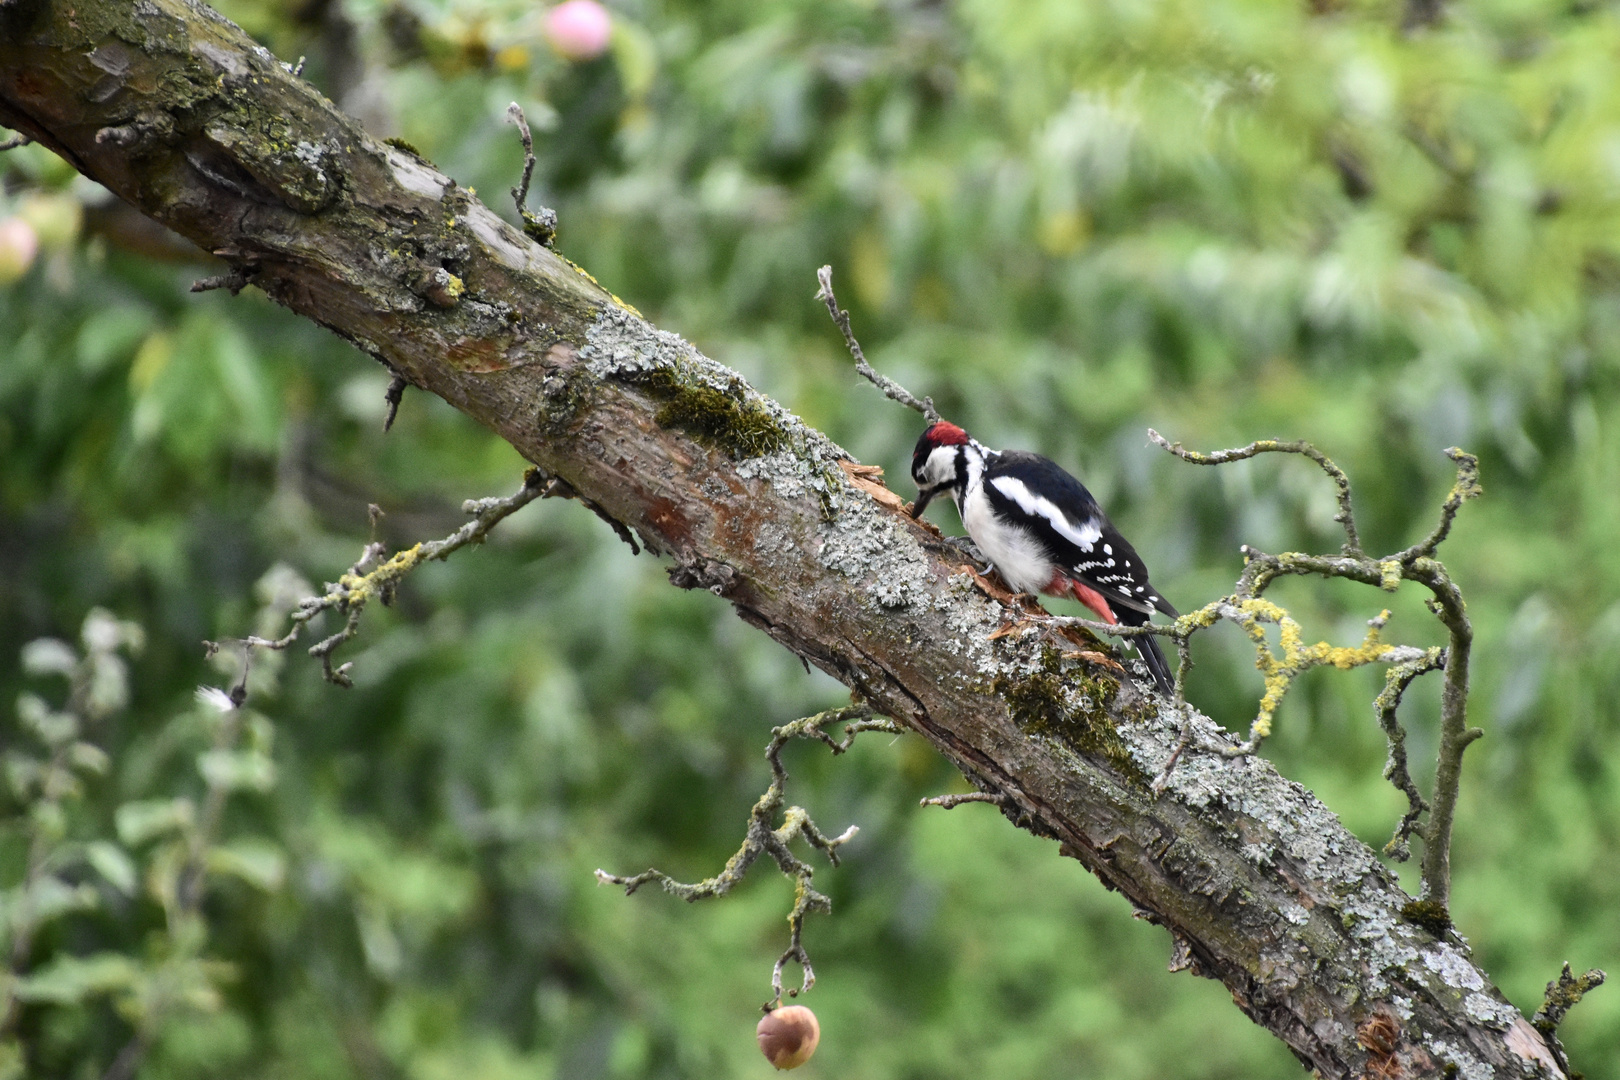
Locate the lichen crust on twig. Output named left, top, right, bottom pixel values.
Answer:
left=213, top=468, right=555, bottom=686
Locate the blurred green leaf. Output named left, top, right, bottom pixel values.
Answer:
left=19, top=637, right=76, bottom=679
left=13, top=952, right=139, bottom=1005
left=205, top=841, right=286, bottom=892
left=85, top=840, right=138, bottom=896
left=196, top=748, right=276, bottom=793
left=115, top=798, right=195, bottom=847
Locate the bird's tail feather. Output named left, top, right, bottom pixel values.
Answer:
left=1136, top=633, right=1174, bottom=696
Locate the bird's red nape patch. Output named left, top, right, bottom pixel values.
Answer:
left=1047, top=572, right=1116, bottom=624
left=926, top=421, right=971, bottom=446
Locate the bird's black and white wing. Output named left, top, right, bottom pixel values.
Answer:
left=981, top=452, right=1177, bottom=618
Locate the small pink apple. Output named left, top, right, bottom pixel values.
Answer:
left=545, top=0, right=612, bottom=61
left=757, top=1006, right=820, bottom=1070
left=0, top=217, right=40, bottom=285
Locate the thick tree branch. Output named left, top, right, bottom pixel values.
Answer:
left=0, top=5, right=1572, bottom=1075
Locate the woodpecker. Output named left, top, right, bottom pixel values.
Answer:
left=910, top=420, right=1178, bottom=694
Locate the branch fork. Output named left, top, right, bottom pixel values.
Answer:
left=210, top=469, right=555, bottom=687
left=596, top=705, right=902, bottom=1005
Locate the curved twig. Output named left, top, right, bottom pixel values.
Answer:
left=1375, top=646, right=1444, bottom=861
left=1148, top=429, right=1362, bottom=555
left=815, top=266, right=940, bottom=423
left=1392, top=447, right=1481, bottom=562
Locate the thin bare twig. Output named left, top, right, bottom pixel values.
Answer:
left=190, top=269, right=249, bottom=295
left=1147, top=429, right=1362, bottom=555
left=815, top=266, right=939, bottom=423
left=1392, top=448, right=1480, bottom=562
left=1376, top=646, right=1444, bottom=861
left=0, top=132, right=30, bottom=152
left=920, top=791, right=1009, bottom=810
left=596, top=705, right=901, bottom=1005
left=505, top=103, right=556, bottom=246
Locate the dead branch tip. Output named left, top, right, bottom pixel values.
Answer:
left=815, top=265, right=940, bottom=423
left=506, top=103, right=556, bottom=246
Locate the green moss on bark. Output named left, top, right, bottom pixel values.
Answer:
left=620, top=366, right=789, bottom=459
left=1400, top=899, right=1453, bottom=937
left=995, top=646, right=1147, bottom=785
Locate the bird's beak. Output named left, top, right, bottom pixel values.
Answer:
left=911, top=485, right=941, bottom=519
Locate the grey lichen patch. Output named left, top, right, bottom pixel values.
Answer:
left=1424, top=944, right=1485, bottom=992
left=1338, top=892, right=1420, bottom=997
left=1428, top=1041, right=1490, bottom=1080
left=1118, top=701, right=1382, bottom=884
left=935, top=575, right=1003, bottom=675
left=812, top=487, right=938, bottom=614
left=994, top=645, right=1148, bottom=784
left=1464, top=992, right=1518, bottom=1028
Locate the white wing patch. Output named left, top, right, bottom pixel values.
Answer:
left=988, top=475, right=1102, bottom=552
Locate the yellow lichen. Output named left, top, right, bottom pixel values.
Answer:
left=1222, top=600, right=1398, bottom=747
left=335, top=543, right=426, bottom=601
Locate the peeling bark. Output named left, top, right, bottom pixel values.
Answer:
left=0, top=2, right=1568, bottom=1075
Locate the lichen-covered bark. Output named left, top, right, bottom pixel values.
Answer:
left=0, top=3, right=1565, bottom=1075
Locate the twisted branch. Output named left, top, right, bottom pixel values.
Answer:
left=210, top=468, right=555, bottom=686
left=1056, top=438, right=1480, bottom=910
left=1376, top=647, right=1444, bottom=861
left=1532, top=963, right=1607, bottom=1076
left=596, top=705, right=902, bottom=1005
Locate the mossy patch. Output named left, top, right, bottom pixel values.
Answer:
left=384, top=136, right=423, bottom=157
left=621, top=365, right=789, bottom=459
left=993, top=646, right=1147, bottom=785
left=1399, top=898, right=1452, bottom=936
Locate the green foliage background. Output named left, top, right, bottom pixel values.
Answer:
left=4, top=0, right=1620, bottom=1076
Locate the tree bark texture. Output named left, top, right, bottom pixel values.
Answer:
left=0, top=3, right=1567, bottom=1075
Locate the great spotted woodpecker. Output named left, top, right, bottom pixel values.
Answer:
left=910, top=420, right=1178, bottom=694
